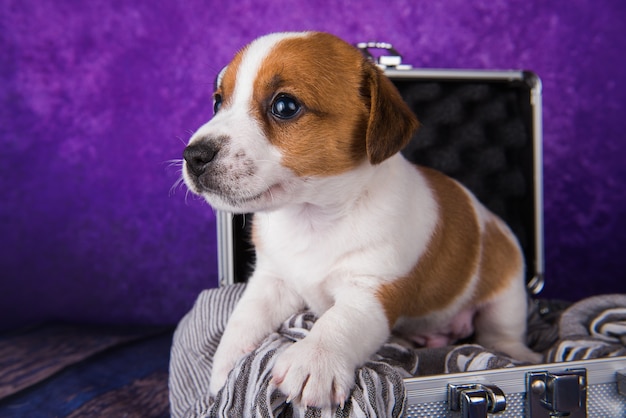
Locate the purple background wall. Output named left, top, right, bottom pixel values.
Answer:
left=1, top=0, right=625, bottom=330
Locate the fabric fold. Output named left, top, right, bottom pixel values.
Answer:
left=170, top=286, right=626, bottom=417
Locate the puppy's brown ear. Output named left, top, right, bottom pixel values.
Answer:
left=363, top=62, right=419, bottom=164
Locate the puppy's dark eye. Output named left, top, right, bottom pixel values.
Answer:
left=271, top=94, right=301, bottom=120
left=213, top=94, right=223, bottom=114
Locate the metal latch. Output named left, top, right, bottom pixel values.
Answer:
left=356, top=41, right=412, bottom=70
left=448, top=383, right=506, bottom=417
left=527, top=369, right=587, bottom=417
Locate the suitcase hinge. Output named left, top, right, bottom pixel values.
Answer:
left=527, top=369, right=587, bottom=417
left=617, top=369, right=626, bottom=397
left=356, top=41, right=412, bottom=70
left=448, top=383, right=506, bottom=417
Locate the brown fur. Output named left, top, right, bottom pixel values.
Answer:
left=376, top=167, right=482, bottom=327
left=474, top=219, right=523, bottom=303
left=246, top=33, right=416, bottom=177
left=362, top=64, right=419, bottom=164
left=251, top=33, right=368, bottom=176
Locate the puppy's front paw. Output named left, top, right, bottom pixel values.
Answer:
left=271, top=339, right=354, bottom=409
left=209, top=358, right=233, bottom=396
left=210, top=342, right=256, bottom=396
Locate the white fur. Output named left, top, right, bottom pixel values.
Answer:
left=184, top=32, right=540, bottom=409
left=208, top=154, right=441, bottom=406
left=183, top=34, right=309, bottom=213
left=233, top=32, right=308, bottom=108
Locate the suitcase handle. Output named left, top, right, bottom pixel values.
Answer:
left=356, top=41, right=412, bottom=70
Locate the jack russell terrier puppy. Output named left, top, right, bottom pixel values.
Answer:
left=182, top=31, right=542, bottom=408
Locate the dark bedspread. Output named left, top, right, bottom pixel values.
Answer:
left=0, top=324, right=174, bottom=418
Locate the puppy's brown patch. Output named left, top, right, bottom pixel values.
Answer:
left=362, top=63, right=419, bottom=164
left=250, top=32, right=417, bottom=177
left=250, top=33, right=368, bottom=177
left=376, top=167, right=482, bottom=326
left=474, top=219, right=523, bottom=303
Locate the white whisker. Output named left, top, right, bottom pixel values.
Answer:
left=164, top=157, right=188, bottom=198
left=169, top=176, right=186, bottom=197
left=238, top=212, right=247, bottom=229
left=250, top=158, right=278, bottom=165
left=165, top=158, right=184, bottom=169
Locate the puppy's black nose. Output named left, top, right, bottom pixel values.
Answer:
left=183, top=143, right=218, bottom=177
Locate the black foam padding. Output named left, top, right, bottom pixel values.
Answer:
left=396, top=77, right=537, bottom=279
left=231, top=75, right=538, bottom=284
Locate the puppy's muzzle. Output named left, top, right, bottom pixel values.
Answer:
left=183, top=142, right=219, bottom=177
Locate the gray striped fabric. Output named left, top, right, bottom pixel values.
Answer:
left=169, top=286, right=626, bottom=417
left=169, top=284, right=415, bottom=418
left=546, top=294, right=626, bottom=362
left=170, top=284, right=246, bottom=417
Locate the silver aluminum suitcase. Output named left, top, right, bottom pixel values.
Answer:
left=214, top=43, right=626, bottom=417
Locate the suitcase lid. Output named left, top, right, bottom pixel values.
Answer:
left=390, top=68, right=544, bottom=295
left=217, top=46, right=544, bottom=295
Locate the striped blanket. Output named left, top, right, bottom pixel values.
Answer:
left=169, top=284, right=417, bottom=418
left=546, top=293, right=626, bottom=362
left=170, top=285, right=626, bottom=418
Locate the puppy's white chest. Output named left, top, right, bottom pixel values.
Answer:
left=252, top=156, right=440, bottom=314
left=255, top=213, right=353, bottom=311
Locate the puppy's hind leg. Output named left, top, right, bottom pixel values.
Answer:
left=474, top=278, right=543, bottom=364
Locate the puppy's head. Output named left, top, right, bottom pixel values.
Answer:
left=183, top=31, right=418, bottom=213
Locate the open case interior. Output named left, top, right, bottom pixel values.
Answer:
left=219, top=69, right=544, bottom=295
